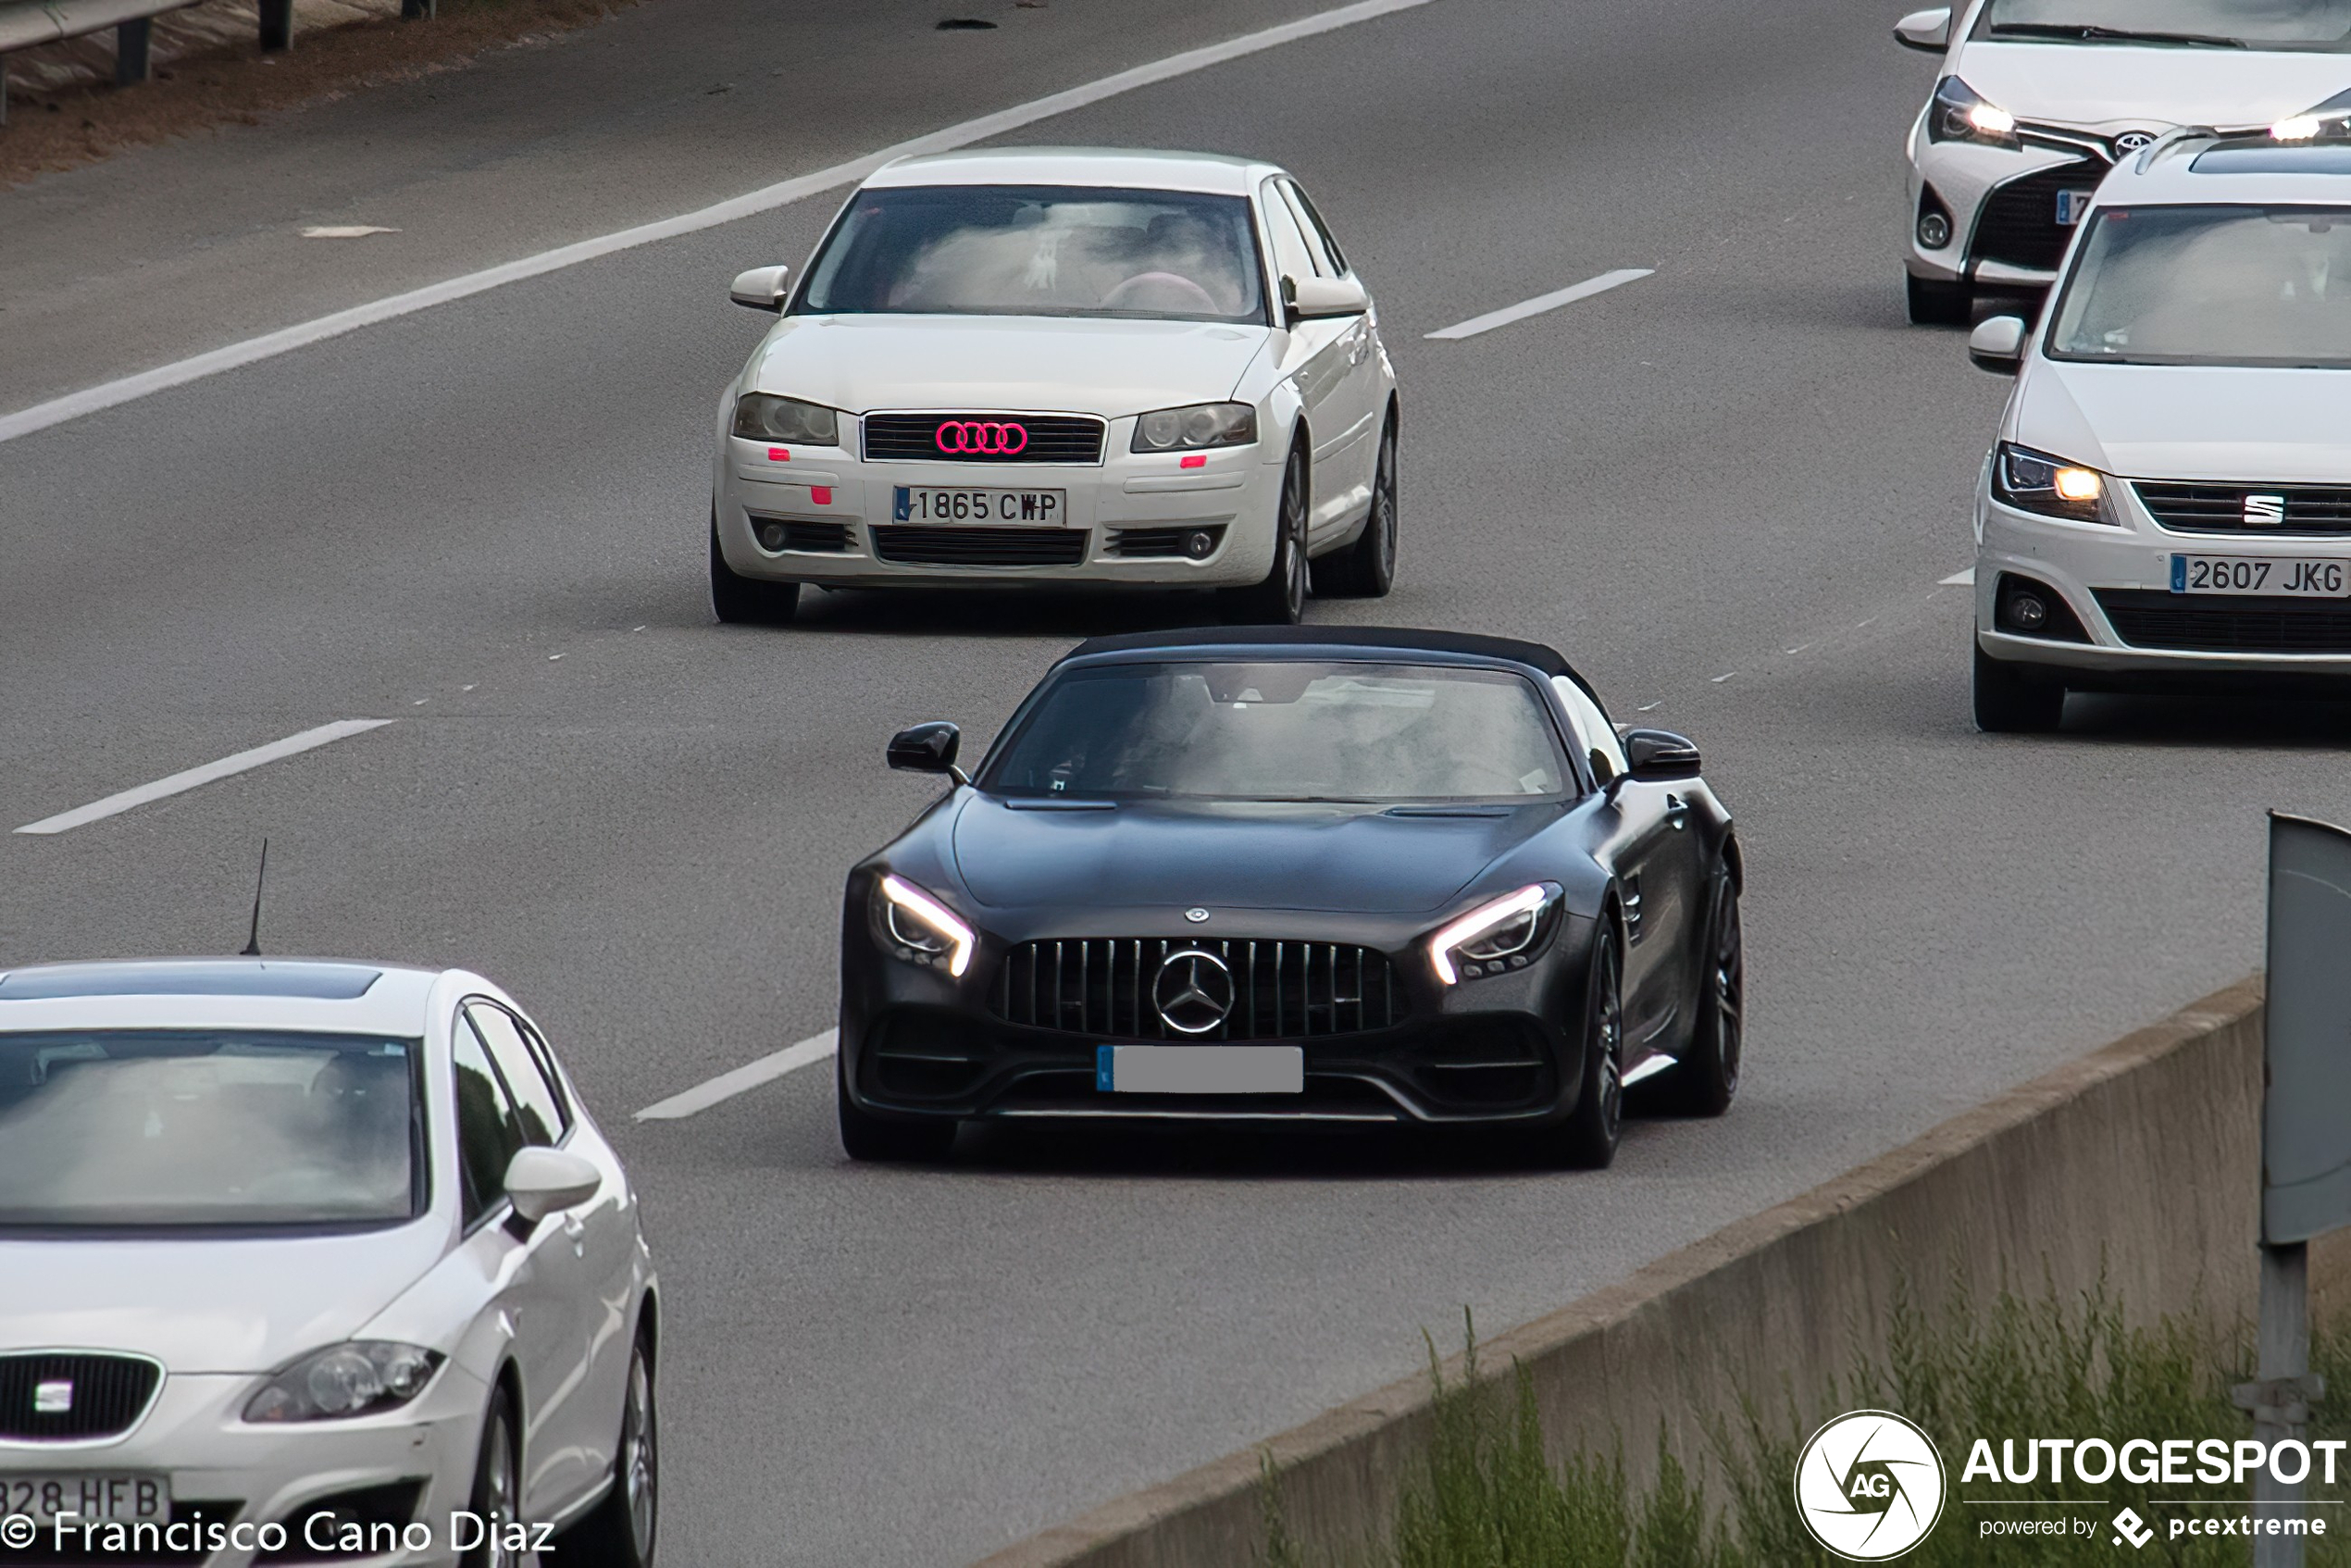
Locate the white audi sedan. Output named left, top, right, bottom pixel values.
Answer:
left=0, top=959, right=657, bottom=1568
left=1894, top=0, right=2351, bottom=324
left=707, top=147, right=1399, bottom=626
left=1966, top=131, right=2351, bottom=730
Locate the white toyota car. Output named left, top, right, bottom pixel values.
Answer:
left=707, top=147, right=1399, bottom=627
left=0, top=959, right=657, bottom=1568
left=1895, top=0, right=2351, bottom=324
left=1966, top=129, right=2351, bottom=729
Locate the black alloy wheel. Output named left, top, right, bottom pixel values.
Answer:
left=562, top=1333, right=659, bottom=1566
left=709, top=512, right=801, bottom=626
left=1646, top=870, right=1743, bottom=1116
left=1972, top=643, right=2066, bottom=733
left=1311, top=413, right=1396, bottom=598
left=462, top=1388, right=523, bottom=1568
left=1220, top=442, right=1309, bottom=625
left=1548, top=924, right=1624, bottom=1169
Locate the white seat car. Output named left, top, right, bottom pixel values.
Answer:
left=0, top=960, right=657, bottom=1568
left=1966, top=128, right=2351, bottom=729
left=707, top=147, right=1399, bottom=627
left=1894, top=0, right=2351, bottom=324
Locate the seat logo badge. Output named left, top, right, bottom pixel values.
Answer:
left=1184, top=907, right=1211, bottom=924
left=2245, top=492, right=2287, bottom=525
left=936, top=420, right=1029, bottom=456
left=32, top=1380, right=72, bottom=1414
left=1153, top=949, right=1234, bottom=1035
left=2112, top=130, right=2158, bottom=155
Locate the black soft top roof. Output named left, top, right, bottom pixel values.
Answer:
left=1064, top=624, right=1584, bottom=685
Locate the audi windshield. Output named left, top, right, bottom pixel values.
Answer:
left=2048, top=204, right=2351, bottom=367
left=1972, top=0, right=2351, bottom=49
left=983, top=662, right=1573, bottom=802
left=0, top=1030, right=425, bottom=1229
left=795, top=185, right=1267, bottom=324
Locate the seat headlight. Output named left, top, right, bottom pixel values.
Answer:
left=244, top=1342, right=444, bottom=1424
left=877, top=874, right=976, bottom=978
left=1993, top=442, right=2112, bottom=523
left=732, top=393, right=841, bottom=445
left=1928, top=77, right=2019, bottom=148
left=1430, top=883, right=1562, bottom=985
left=1130, top=402, right=1256, bottom=454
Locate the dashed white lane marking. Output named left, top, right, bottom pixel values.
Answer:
left=0, top=0, right=1437, bottom=446
left=13, top=719, right=394, bottom=836
left=1710, top=671, right=1736, bottom=683
left=1424, top=268, right=1654, bottom=342
left=1941, top=566, right=1977, bottom=586
left=302, top=226, right=400, bottom=239
left=635, top=1028, right=839, bottom=1121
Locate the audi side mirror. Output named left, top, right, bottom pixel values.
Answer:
left=1622, top=728, right=1703, bottom=782
left=1893, top=6, right=1951, bottom=51
left=1969, top=315, right=2028, bottom=374
left=1283, top=274, right=1370, bottom=325
left=889, top=722, right=967, bottom=783
left=728, top=265, right=791, bottom=312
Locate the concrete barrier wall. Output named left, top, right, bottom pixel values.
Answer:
left=976, top=977, right=2332, bottom=1568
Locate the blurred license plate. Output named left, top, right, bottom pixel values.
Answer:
left=893, top=487, right=1065, bottom=525
left=0, top=1474, right=169, bottom=1524
left=2056, top=189, right=2096, bottom=225
left=2172, top=554, right=2351, bottom=596
left=1097, top=1045, right=1304, bottom=1094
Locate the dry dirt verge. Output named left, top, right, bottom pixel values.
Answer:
left=974, top=977, right=2338, bottom=1568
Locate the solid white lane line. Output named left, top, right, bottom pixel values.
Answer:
left=1424, top=268, right=1654, bottom=342
left=634, top=1028, right=838, bottom=1121
left=13, top=719, right=394, bottom=836
left=0, top=0, right=1437, bottom=447
left=1941, top=567, right=1977, bottom=586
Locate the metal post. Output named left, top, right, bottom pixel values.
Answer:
left=257, top=0, right=292, bottom=51
left=115, top=17, right=152, bottom=84
left=2240, top=1242, right=2314, bottom=1568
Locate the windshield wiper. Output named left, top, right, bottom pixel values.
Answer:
left=1988, top=22, right=2246, bottom=47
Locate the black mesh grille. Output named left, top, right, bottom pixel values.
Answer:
left=2096, top=590, right=2351, bottom=653
left=1972, top=158, right=2106, bottom=271
left=2135, top=483, right=2351, bottom=536
left=991, top=938, right=1405, bottom=1040
left=863, top=414, right=1106, bottom=464
left=1109, top=525, right=1226, bottom=558
left=751, top=517, right=853, bottom=553
left=0, top=1353, right=161, bottom=1441
left=870, top=526, right=1088, bottom=566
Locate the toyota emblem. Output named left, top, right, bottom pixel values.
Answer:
left=1152, top=949, right=1234, bottom=1036
left=2112, top=131, right=2158, bottom=156
left=936, top=419, right=1029, bottom=456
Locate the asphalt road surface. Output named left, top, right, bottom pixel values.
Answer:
left=6, top=1, right=2347, bottom=1563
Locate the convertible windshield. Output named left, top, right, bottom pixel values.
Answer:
left=2047, top=205, right=2351, bottom=367
left=1974, top=0, right=2351, bottom=48
left=0, top=1030, right=422, bottom=1229
left=984, top=662, right=1572, bottom=802
left=797, top=184, right=1265, bottom=323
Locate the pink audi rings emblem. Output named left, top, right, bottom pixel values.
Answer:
left=936, top=419, right=1029, bottom=455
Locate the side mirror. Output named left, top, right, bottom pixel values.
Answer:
left=888, top=721, right=968, bottom=783
left=1621, top=728, right=1703, bottom=782
left=1969, top=315, right=2028, bottom=374
left=1893, top=6, right=1951, bottom=51
left=505, top=1147, right=601, bottom=1225
left=728, top=265, right=792, bottom=313
left=1284, top=274, right=1370, bottom=324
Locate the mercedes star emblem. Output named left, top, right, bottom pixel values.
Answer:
left=1152, top=949, right=1235, bottom=1035
left=1184, top=907, right=1211, bottom=923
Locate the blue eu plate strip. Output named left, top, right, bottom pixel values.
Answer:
left=2171, top=554, right=2186, bottom=593
left=1096, top=1044, right=1115, bottom=1092
left=892, top=487, right=912, bottom=522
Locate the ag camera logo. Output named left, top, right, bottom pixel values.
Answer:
left=1794, top=1410, right=1947, bottom=1560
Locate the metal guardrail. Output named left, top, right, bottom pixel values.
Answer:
left=0, top=0, right=328, bottom=125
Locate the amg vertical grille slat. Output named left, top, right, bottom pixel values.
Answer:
left=0, top=1353, right=161, bottom=1441
left=991, top=939, right=1403, bottom=1040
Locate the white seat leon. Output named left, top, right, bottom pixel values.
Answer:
left=1966, top=130, right=2351, bottom=730
left=0, top=960, right=658, bottom=1568
left=706, top=147, right=1400, bottom=627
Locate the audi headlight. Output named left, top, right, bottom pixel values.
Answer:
left=1928, top=77, right=2019, bottom=148
left=1993, top=442, right=2111, bottom=523
left=243, top=1342, right=444, bottom=1424
left=1130, top=402, right=1257, bottom=454
left=876, top=874, right=976, bottom=978
left=1430, top=883, right=1563, bottom=986
left=732, top=393, right=841, bottom=445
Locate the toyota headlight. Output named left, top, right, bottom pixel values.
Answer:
left=1430, top=884, right=1562, bottom=985
left=1928, top=77, right=2019, bottom=148
left=1993, top=442, right=2111, bottom=523
left=732, top=393, right=841, bottom=445
left=2273, top=89, right=2351, bottom=142
left=244, top=1342, right=444, bottom=1424
left=876, top=874, right=976, bottom=978
left=1130, top=403, right=1257, bottom=454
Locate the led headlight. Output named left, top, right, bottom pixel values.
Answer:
left=732, top=393, right=841, bottom=445
left=2275, top=89, right=2351, bottom=143
left=1993, top=442, right=2111, bottom=523
left=1429, top=883, right=1562, bottom=986
left=1927, top=77, right=2019, bottom=148
left=1130, top=403, right=1257, bottom=454
left=244, top=1342, right=444, bottom=1424
left=877, top=874, right=976, bottom=977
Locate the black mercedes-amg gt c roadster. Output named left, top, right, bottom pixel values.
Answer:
left=836, top=627, right=1741, bottom=1167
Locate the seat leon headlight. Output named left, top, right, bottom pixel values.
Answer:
left=1430, top=883, right=1563, bottom=985
left=244, top=1342, right=444, bottom=1424
left=876, top=874, right=976, bottom=977
left=1993, top=442, right=2112, bottom=523
left=732, top=393, right=841, bottom=445
left=1927, top=77, right=2019, bottom=148
left=1131, top=403, right=1256, bottom=453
